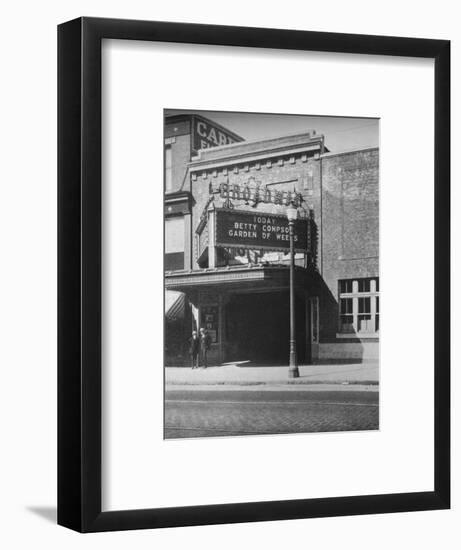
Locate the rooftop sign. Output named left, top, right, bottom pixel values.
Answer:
left=192, top=118, right=241, bottom=151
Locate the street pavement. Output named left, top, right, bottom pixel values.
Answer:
left=164, top=388, right=379, bottom=439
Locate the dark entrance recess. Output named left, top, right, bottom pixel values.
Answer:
left=225, top=291, right=310, bottom=365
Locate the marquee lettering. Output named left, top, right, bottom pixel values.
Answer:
left=215, top=210, right=309, bottom=252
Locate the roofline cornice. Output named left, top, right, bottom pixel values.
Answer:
left=319, top=146, right=379, bottom=159
left=188, top=142, right=322, bottom=172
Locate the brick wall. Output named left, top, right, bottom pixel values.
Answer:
left=319, top=148, right=379, bottom=339
left=190, top=150, right=322, bottom=268
left=185, top=140, right=379, bottom=357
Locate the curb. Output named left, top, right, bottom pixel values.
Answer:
left=165, top=380, right=379, bottom=388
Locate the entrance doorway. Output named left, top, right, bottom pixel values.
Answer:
left=224, top=291, right=308, bottom=365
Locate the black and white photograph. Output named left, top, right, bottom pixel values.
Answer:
left=0, top=0, right=454, bottom=544
left=164, top=109, right=380, bottom=439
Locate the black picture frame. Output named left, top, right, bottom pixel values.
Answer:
left=58, top=17, right=450, bottom=533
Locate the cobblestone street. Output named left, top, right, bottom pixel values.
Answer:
left=164, top=389, right=379, bottom=438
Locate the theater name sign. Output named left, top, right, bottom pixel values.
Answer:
left=215, top=209, right=309, bottom=253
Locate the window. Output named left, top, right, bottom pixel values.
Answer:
left=165, top=145, right=172, bottom=192
left=339, top=279, right=353, bottom=294
left=338, top=277, right=379, bottom=335
left=165, top=216, right=184, bottom=270
left=375, top=295, right=379, bottom=331
left=339, top=297, right=354, bottom=333
left=358, top=278, right=370, bottom=293
left=358, top=296, right=372, bottom=332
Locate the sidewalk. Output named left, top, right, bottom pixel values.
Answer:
left=166, top=361, right=379, bottom=388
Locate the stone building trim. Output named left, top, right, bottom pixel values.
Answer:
left=319, top=146, right=379, bottom=159
left=188, top=143, right=322, bottom=174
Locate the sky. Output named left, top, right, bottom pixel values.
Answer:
left=165, top=109, right=379, bottom=152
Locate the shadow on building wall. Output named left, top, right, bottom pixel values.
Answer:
left=311, top=270, right=366, bottom=365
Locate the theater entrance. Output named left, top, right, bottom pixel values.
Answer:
left=224, top=291, right=310, bottom=365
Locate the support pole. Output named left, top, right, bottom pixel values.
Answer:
left=288, top=219, right=300, bottom=378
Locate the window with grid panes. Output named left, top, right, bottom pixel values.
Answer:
left=338, top=277, right=379, bottom=335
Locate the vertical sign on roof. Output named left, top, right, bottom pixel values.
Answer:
left=192, top=117, right=240, bottom=152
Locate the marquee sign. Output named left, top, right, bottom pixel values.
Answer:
left=192, top=118, right=240, bottom=151
left=215, top=209, right=309, bottom=252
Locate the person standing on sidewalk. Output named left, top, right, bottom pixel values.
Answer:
left=199, top=327, right=211, bottom=368
left=188, top=330, right=200, bottom=369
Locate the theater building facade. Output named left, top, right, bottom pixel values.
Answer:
left=164, top=114, right=379, bottom=366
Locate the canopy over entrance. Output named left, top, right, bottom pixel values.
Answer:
left=165, top=264, right=315, bottom=294
left=165, top=290, right=185, bottom=321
